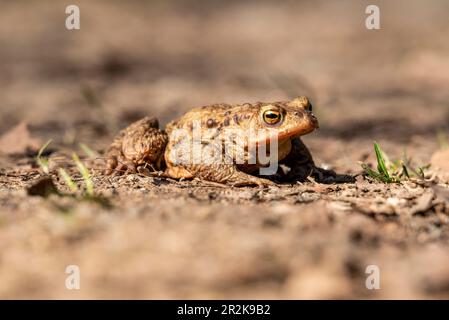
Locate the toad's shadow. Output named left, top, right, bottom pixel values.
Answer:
left=310, top=167, right=356, bottom=184
left=272, top=166, right=356, bottom=185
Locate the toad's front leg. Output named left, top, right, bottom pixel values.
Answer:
left=280, top=137, right=336, bottom=183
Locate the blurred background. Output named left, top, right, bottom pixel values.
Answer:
left=1, top=0, right=449, bottom=299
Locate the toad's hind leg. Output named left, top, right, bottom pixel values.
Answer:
left=164, top=166, right=194, bottom=180
left=165, top=163, right=275, bottom=187
left=164, top=139, right=275, bottom=186
left=105, top=117, right=168, bottom=175
left=224, top=167, right=276, bottom=187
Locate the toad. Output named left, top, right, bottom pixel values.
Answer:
left=105, top=96, right=331, bottom=186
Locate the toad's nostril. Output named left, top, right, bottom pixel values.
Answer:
left=311, top=115, right=319, bottom=128
left=307, top=102, right=313, bottom=112
left=294, top=111, right=303, bottom=117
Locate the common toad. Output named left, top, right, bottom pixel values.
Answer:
left=105, top=97, right=329, bottom=186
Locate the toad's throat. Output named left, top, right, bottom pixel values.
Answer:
left=251, top=125, right=317, bottom=147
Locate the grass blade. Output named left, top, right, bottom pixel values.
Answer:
left=37, top=139, right=52, bottom=174
left=360, top=162, right=389, bottom=183
left=401, top=162, right=410, bottom=179
left=72, top=153, right=94, bottom=196
left=79, top=143, right=98, bottom=159
left=58, top=168, right=78, bottom=193
left=374, top=142, right=390, bottom=179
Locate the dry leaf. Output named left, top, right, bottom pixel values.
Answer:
left=0, top=122, right=42, bottom=155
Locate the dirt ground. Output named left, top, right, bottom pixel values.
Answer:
left=1, top=0, right=449, bottom=299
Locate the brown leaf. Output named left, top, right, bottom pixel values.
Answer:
left=0, top=122, right=42, bottom=155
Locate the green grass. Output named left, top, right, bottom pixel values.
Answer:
left=34, top=140, right=110, bottom=207
left=57, top=159, right=111, bottom=207
left=360, top=142, right=430, bottom=183
left=79, top=143, right=98, bottom=159
left=58, top=168, right=77, bottom=193
left=72, top=153, right=94, bottom=197
left=36, top=139, right=52, bottom=174
left=36, top=141, right=94, bottom=195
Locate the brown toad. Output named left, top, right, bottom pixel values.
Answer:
left=105, top=96, right=329, bottom=186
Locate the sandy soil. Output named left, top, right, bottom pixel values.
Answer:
left=1, top=0, right=449, bottom=299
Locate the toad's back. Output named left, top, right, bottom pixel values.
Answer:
left=165, top=103, right=261, bottom=135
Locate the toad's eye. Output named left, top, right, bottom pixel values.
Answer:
left=263, top=110, right=283, bottom=125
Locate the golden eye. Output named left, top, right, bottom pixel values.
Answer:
left=263, top=110, right=282, bottom=125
